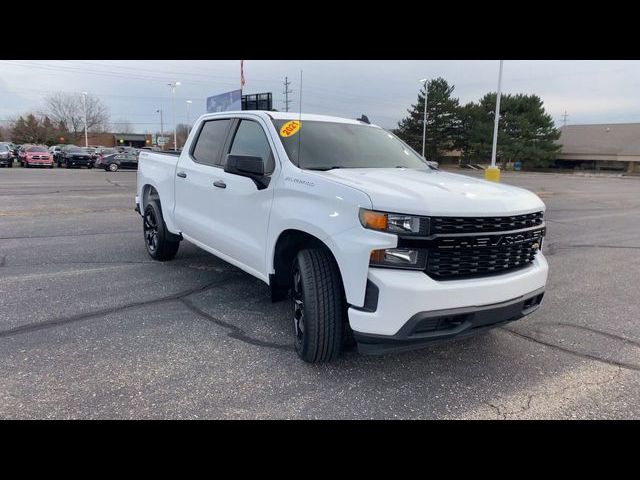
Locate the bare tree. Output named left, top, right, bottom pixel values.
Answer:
left=176, top=123, right=189, bottom=148
left=112, top=119, right=134, bottom=134
left=42, top=92, right=110, bottom=142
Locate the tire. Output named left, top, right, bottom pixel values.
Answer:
left=7, top=162, right=12, bottom=168
left=290, top=248, right=344, bottom=363
left=65, top=162, right=71, bottom=169
left=108, top=163, right=119, bottom=172
left=143, top=200, right=180, bottom=261
left=24, top=162, right=29, bottom=168
left=88, top=164, right=93, bottom=169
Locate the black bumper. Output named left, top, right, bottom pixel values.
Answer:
left=354, top=287, right=545, bottom=355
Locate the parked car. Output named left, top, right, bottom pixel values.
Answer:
left=101, top=151, right=139, bottom=172
left=93, top=148, right=119, bottom=169
left=49, top=145, right=65, bottom=162
left=135, top=111, right=548, bottom=363
left=21, top=145, right=53, bottom=168
left=59, top=146, right=94, bottom=168
left=0, top=143, right=13, bottom=167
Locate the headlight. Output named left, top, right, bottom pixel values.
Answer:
left=359, top=208, right=429, bottom=236
left=369, top=248, right=427, bottom=270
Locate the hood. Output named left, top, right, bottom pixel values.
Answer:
left=310, top=168, right=545, bottom=216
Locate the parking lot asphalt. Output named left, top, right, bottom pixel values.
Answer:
left=1, top=166, right=639, bottom=419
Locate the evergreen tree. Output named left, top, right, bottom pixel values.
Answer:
left=460, top=93, right=560, bottom=168
left=393, top=78, right=462, bottom=161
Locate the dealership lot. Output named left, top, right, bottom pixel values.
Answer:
left=0, top=168, right=639, bottom=419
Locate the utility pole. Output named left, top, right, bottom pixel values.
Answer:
left=156, top=109, right=164, bottom=150
left=168, top=81, right=181, bottom=151
left=562, top=110, right=569, bottom=127
left=486, top=60, right=504, bottom=182
left=186, top=100, right=192, bottom=138
left=283, top=76, right=293, bottom=112
left=419, top=78, right=428, bottom=158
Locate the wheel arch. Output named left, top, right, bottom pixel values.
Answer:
left=270, top=229, right=346, bottom=303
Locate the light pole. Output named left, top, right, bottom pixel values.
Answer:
left=186, top=100, right=192, bottom=138
left=486, top=60, right=504, bottom=182
left=82, top=91, right=88, bottom=148
left=419, top=79, right=428, bottom=158
left=156, top=109, right=164, bottom=150
left=168, top=81, right=181, bottom=150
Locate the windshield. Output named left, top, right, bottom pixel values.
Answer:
left=68, top=148, right=85, bottom=153
left=272, top=119, right=428, bottom=170
left=27, top=146, right=48, bottom=152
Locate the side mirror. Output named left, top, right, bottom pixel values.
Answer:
left=224, top=154, right=265, bottom=176
left=224, top=154, right=271, bottom=190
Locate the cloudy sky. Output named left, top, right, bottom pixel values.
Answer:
left=1, top=60, right=638, bottom=133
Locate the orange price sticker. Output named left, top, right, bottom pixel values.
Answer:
left=280, top=120, right=301, bottom=138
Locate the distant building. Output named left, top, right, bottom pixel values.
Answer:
left=77, top=132, right=160, bottom=149
left=556, top=123, right=640, bottom=173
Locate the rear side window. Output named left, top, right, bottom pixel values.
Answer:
left=192, top=119, right=231, bottom=167
left=228, top=120, right=274, bottom=173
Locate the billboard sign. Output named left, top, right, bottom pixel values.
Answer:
left=206, top=89, right=242, bottom=113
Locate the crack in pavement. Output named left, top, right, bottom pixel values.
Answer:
left=563, top=244, right=640, bottom=250
left=501, top=328, right=640, bottom=372
left=484, top=367, right=623, bottom=420
left=550, top=322, right=640, bottom=349
left=0, top=277, right=239, bottom=340
left=0, top=230, right=139, bottom=241
left=179, top=296, right=293, bottom=352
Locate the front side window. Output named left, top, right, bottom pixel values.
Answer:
left=271, top=119, right=429, bottom=171
left=191, top=119, right=232, bottom=167
left=228, top=120, right=274, bottom=173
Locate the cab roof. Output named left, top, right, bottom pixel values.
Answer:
left=202, top=110, right=379, bottom=127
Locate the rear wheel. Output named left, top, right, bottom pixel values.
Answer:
left=108, top=163, right=119, bottom=172
left=143, top=200, right=180, bottom=261
left=291, top=248, right=344, bottom=363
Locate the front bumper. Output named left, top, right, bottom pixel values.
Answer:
left=25, top=160, right=53, bottom=166
left=354, top=287, right=544, bottom=355
left=349, top=254, right=548, bottom=353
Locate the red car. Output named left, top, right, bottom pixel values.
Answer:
left=21, top=145, right=53, bottom=168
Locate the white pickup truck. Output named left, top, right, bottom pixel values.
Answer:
left=135, top=111, right=548, bottom=363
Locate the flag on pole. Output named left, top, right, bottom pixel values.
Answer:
left=240, top=60, right=245, bottom=89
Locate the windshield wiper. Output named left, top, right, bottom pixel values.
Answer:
left=304, top=166, right=342, bottom=171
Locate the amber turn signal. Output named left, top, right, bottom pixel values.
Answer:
left=359, top=209, right=388, bottom=231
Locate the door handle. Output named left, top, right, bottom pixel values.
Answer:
left=213, top=180, right=226, bottom=189
left=176, top=172, right=187, bottom=178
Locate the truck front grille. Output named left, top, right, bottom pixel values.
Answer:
left=430, top=212, right=543, bottom=234
left=397, top=211, right=545, bottom=280
left=426, top=221, right=545, bottom=280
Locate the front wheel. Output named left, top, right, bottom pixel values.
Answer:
left=143, top=200, right=180, bottom=261
left=108, top=163, right=119, bottom=172
left=291, top=248, right=345, bottom=363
